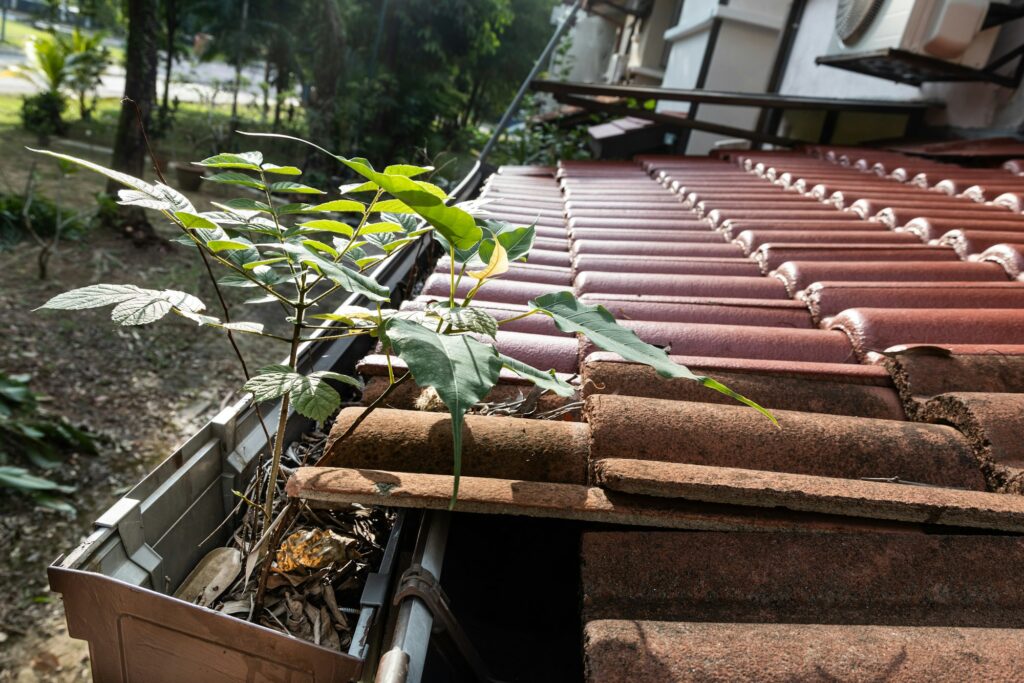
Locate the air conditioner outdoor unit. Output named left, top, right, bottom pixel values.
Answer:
left=822, top=0, right=1005, bottom=69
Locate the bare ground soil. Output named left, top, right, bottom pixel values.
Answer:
left=0, top=132, right=286, bottom=680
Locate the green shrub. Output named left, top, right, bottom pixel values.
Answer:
left=0, top=373, right=96, bottom=513
left=21, top=91, right=68, bottom=144
left=0, top=191, right=85, bottom=249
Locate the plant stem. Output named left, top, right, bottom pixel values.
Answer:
left=261, top=293, right=306, bottom=523
left=314, top=372, right=411, bottom=463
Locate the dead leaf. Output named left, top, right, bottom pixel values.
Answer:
left=273, top=528, right=360, bottom=573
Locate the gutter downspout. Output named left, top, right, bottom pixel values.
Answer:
left=478, top=0, right=585, bottom=166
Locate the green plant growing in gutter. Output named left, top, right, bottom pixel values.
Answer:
left=31, top=137, right=775, bottom=522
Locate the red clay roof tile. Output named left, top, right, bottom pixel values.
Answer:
left=585, top=395, right=980, bottom=487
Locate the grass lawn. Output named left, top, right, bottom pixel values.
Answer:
left=1, top=17, right=126, bottom=63
left=0, top=17, right=50, bottom=49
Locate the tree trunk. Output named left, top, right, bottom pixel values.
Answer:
left=108, top=0, right=160, bottom=244
left=161, top=0, right=177, bottom=112
left=305, top=0, right=344, bottom=176
left=230, top=0, right=249, bottom=121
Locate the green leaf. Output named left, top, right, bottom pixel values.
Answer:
left=339, top=181, right=378, bottom=194
left=28, top=149, right=158, bottom=199
left=433, top=231, right=479, bottom=264
left=205, top=172, right=266, bottom=191
left=435, top=306, right=498, bottom=338
left=298, top=219, right=354, bottom=237
left=110, top=289, right=205, bottom=326
left=498, top=354, right=574, bottom=397
left=194, top=153, right=262, bottom=171
left=207, top=239, right=254, bottom=252
left=222, top=198, right=271, bottom=212
left=302, top=239, right=339, bottom=258
left=272, top=244, right=389, bottom=301
left=269, top=181, right=325, bottom=195
left=237, top=132, right=482, bottom=251
left=360, top=222, right=404, bottom=235
left=372, top=198, right=415, bottom=214
left=530, top=292, right=776, bottom=424
left=699, top=377, right=779, bottom=426
left=222, top=321, right=265, bottom=334
left=479, top=224, right=535, bottom=263
left=37, top=284, right=146, bottom=310
left=310, top=370, right=364, bottom=391
left=242, top=365, right=343, bottom=423
left=262, top=163, right=302, bottom=175
left=530, top=292, right=702, bottom=381
left=175, top=211, right=220, bottom=230
left=309, top=199, right=365, bottom=213
left=37, top=284, right=204, bottom=326
left=387, top=318, right=502, bottom=507
left=384, top=164, right=433, bottom=178
left=0, top=466, right=73, bottom=493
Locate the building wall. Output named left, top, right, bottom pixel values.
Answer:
left=779, top=0, right=1024, bottom=133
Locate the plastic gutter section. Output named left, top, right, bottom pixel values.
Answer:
left=46, top=162, right=487, bottom=682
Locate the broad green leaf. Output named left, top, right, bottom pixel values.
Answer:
left=384, top=164, right=433, bottom=178
left=467, top=241, right=508, bottom=281
left=272, top=244, right=389, bottom=301
left=371, top=198, right=415, bottom=214
left=433, top=231, right=479, bottom=264
left=311, top=305, right=384, bottom=327
left=380, top=238, right=415, bottom=253
left=302, top=239, right=339, bottom=258
left=205, top=172, right=265, bottom=191
left=237, top=132, right=482, bottom=251
left=178, top=310, right=220, bottom=326
left=117, top=183, right=194, bottom=213
left=530, top=292, right=702, bottom=381
left=497, top=354, right=574, bottom=397
left=413, top=180, right=448, bottom=200
left=207, top=239, right=253, bottom=252
left=360, top=222, right=404, bottom=235
left=222, top=198, right=271, bottom=212
left=28, top=149, right=157, bottom=197
left=243, top=257, right=288, bottom=270
left=277, top=203, right=317, bottom=215
left=175, top=211, right=220, bottom=230
left=310, top=199, right=365, bottom=213
left=262, top=163, right=301, bottom=175
left=37, top=284, right=145, bottom=310
left=242, top=365, right=342, bottom=423
left=194, top=153, right=261, bottom=171
left=298, top=219, right=354, bottom=237
left=222, top=321, right=265, bottom=334
left=530, top=292, right=776, bottom=424
left=110, top=289, right=205, bottom=326
left=436, top=306, right=498, bottom=338
left=269, top=181, right=325, bottom=195
left=479, top=224, right=535, bottom=263
left=29, top=150, right=194, bottom=214
left=0, top=466, right=74, bottom=492
left=339, top=181, right=378, bottom=194
left=386, top=318, right=502, bottom=506
left=309, top=370, right=364, bottom=391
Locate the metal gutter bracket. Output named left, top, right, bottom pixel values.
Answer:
left=95, top=497, right=165, bottom=589
left=392, top=565, right=506, bottom=683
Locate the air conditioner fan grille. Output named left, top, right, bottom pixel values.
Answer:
left=836, top=0, right=885, bottom=45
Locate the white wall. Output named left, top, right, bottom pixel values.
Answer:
left=779, top=0, right=1024, bottom=133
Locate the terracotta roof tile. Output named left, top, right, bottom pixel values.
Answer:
left=284, top=156, right=1024, bottom=678
left=584, top=620, right=1024, bottom=683
left=580, top=531, right=1024, bottom=625
left=586, top=395, right=980, bottom=487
